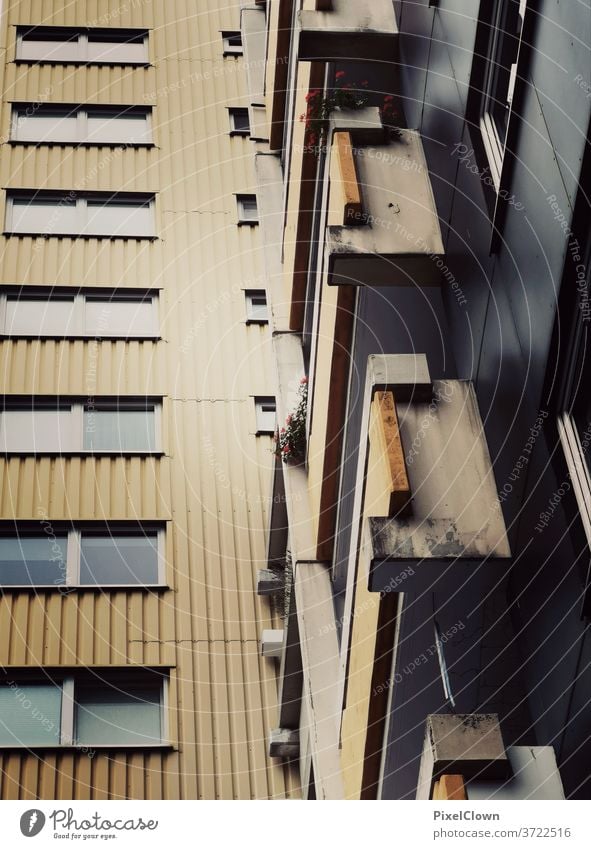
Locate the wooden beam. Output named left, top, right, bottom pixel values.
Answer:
left=435, top=774, right=467, bottom=801
left=335, top=131, right=364, bottom=225
left=371, top=391, right=411, bottom=516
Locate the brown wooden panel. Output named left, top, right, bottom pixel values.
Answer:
left=335, top=132, right=364, bottom=225
left=371, top=391, right=412, bottom=515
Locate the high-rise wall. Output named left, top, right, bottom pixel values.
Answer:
left=0, top=0, right=298, bottom=800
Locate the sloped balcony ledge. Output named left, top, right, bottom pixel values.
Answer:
left=298, top=0, right=399, bottom=62
left=363, top=378, right=511, bottom=594
left=326, top=129, right=445, bottom=287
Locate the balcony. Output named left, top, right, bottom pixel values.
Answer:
left=326, top=125, right=445, bottom=288
left=298, top=0, right=399, bottom=62
left=351, top=355, right=511, bottom=594
left=416, top=715, right=564, bottom=800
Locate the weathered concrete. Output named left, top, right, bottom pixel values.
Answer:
left=416, top=714, right=511, bottom=799
left=298, top=0, right=399, bottom=62
left=327, top=130, right=445, bottom=287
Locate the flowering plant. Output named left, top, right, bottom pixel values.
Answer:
left=273, top=377, right=308, bottom=464
left=301, top=71, right=369, bottom=152
left=381, top=94, right=403, bottom=138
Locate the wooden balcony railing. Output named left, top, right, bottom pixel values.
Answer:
left=369, top=390, right=411, bottom=516
left=432, top=774, right=467, bottom=800
left=335, top=131, right=364, bottom=226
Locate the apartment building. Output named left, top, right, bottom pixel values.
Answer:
left=0, top=2, right=300, bottom=799
left=245, top=1, right=591, bottom=799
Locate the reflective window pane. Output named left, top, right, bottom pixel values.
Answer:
left=84, top=297, right=154, bottom=336
left=0, top=682, right=62, bottom=746
left=75, top=685, right=161, bottom=745
left=83, top=408, right=156, bottom=451
left=5, top=297, right=76, bottom=336
left=79, top=533, right=159, bottom=584
left=0, top=535, right=67, bottom=585
left=0, top=408, right=74, bottom=453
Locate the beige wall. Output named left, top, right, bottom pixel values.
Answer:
left=0, top=0, right=299, bottom=800
left=341, top=407, right=393, bottom=799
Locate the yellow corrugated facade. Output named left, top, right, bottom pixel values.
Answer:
left=0, top=0, right=299, bottom=799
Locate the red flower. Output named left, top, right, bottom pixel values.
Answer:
left=286, top=414, right=292, bottom=424
left=280, top=427, right=286, bottom=434
left=300, top=376, right=308, bottom=384
left=361, top=80, right=369, bottom=86
left=384, top=95, right=394, bottom=102
left=335, top=70, right=346, bottom=80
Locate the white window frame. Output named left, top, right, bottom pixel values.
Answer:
left=0, top=400, right=162, bottom=454
left=0, top=525, right=166, bottom=589
left=0, top=675, right=169, bottom=748
left=245, top=289, right=268, bottom=323
left=236, top=194, right=259, bottom=225
left=0, top=289, right=159, bottom=339
left=5, top=192, right=157, bottom=238
left=228, top=107, right=250, bottom=136
left=255, top=397, right=276, bottom=434
left=222, top=31, right=243, bottom=56
left=479, top=0, right=528, bottom=190
left=15, top=27, right=149, bottom=65
left=10, top=104, right=153, bottom=145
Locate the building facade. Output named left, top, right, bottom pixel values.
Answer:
left=247, top=0, right=591, bottom=800
left=0, top=0, right=299, bottom=799
left=1, top=0, right=590, bottom=803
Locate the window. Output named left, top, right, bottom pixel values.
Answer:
left=76, top=682, right=163, bottom=745
left=0, top=290, right=159, bottom=338
left=255, top=397, right=276, bottom=434
left=0, top=682, right=63, bottom=746
left=245, top=290, right=268, bottom=322
left=228, top=108, right=250, bottom=136
left=5, top=192, right=156, bottom=238
left=222, top=31, right=242, bottom=56
left=83, top=406, right=156, bottom=452
left=11, top=104, right=153, bottom=145
left=236, top=194, right=258, bottom=224
left=0, top=525, right=164, bottom=587
left=16, top=27, right=149, bottom=65
left=0, top=534, right=68, bottom=585
left=0, top=674, right=167, bottom=747
left=479, top=0, right=527, bottom=188
left=0, top=400, right=161, bottom=454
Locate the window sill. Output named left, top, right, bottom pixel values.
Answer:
left=0, top=450, right=165, bottom=457
left=256, top=430, right=275, bottom=436
left=0, top=584, right=170, bottom=593
left=223, top=52, right=243, bottom=58
left=0, top=333, right=161, bottom=341
left=13, top=59, right=152, bottom=68
left=229, top=130, right=250, bottom=138
left=3, top=232, right=158, bottom=241
left=0, top=743, right=176, bottom=752
left=245, top=319, right=269, bottom=326
left=7, top=140, right=156, bottom=149
left=237, top=220, right=259, bottom=227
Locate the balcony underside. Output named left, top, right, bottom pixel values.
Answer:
left=298, top=2, right=399, bottom=62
